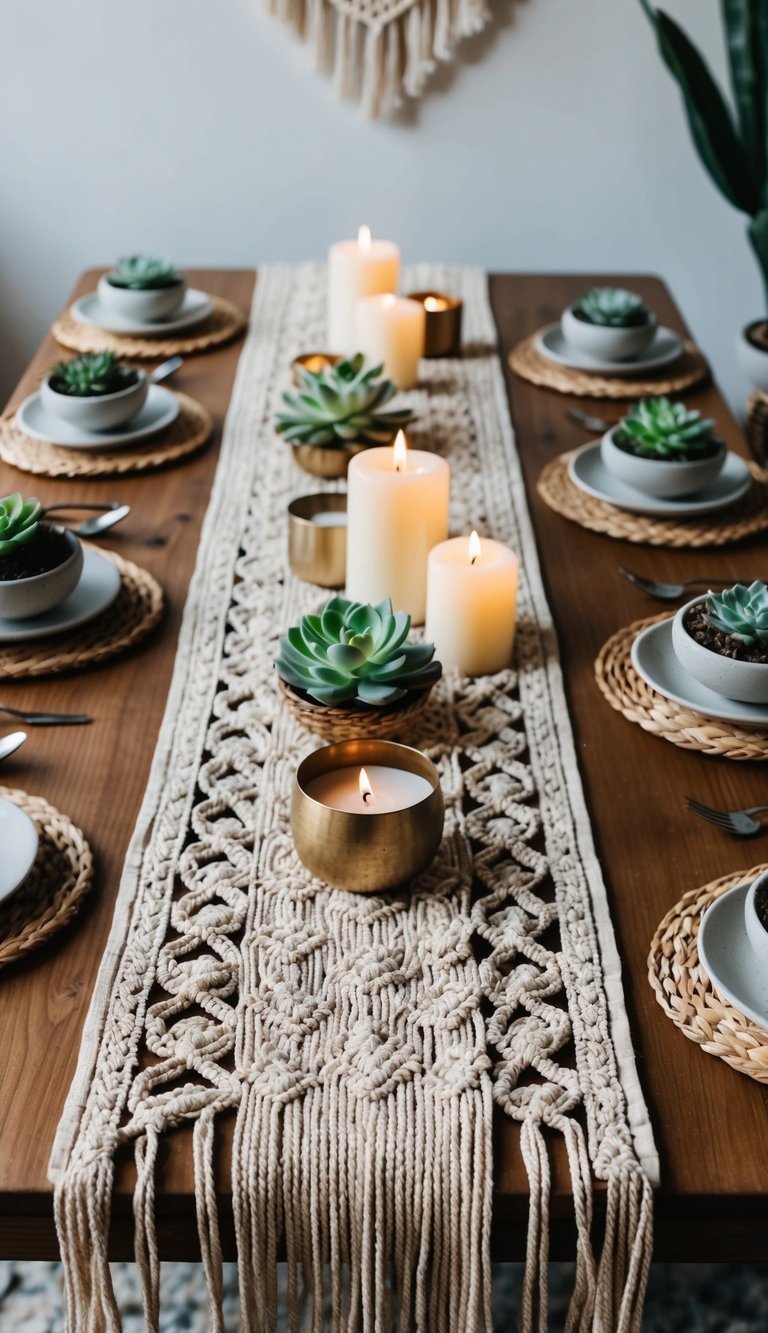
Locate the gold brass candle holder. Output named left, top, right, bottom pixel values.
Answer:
left=291, top=352, right=342, bottom=385
left=288, top=493, right=347, bottom=587
left=406, top=291, right=463, bottom=358
left=291, top=740, right=444, bottom=893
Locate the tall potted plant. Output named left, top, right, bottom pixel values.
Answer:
left=639, top=1, right=768, bottom=389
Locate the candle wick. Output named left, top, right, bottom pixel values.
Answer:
left=362, top=790, right=372, bottom=804
left=470, top=554, right=478, bottom=566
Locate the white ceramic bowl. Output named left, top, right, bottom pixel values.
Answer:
left=0, top=527, right=83, bottom=621
left=745, top=871, right=768, bottom=965
left=671, top=594, right=768, bottom=704
left=737, top=321, right=768, bottom=393
left=41, top=368, right=148, bottom=432
left=97, top=272, right=187, bottom=322
left=561, top=303, right=657, bottom=361
left=600, top=426, right=726, bottom=499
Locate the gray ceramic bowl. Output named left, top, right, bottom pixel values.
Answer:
left=600, top=426, right=726, bottom=499
left=745, top=871, right=768, bottom=965
left=97, top=272, right=187, bottom=323
left=561, top=303, right=657, bottom=361
left=41, top=369, right=148, bottom=432
left=0, top=527, right=83, bottom=621
left=671, top=595, right=768, bottom=704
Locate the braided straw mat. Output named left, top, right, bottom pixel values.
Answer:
left=0, top=549, right=162, bottom=680
left=0, top=786, right=93, bottom=969
left=509, top=332, right=710, bottom=398
left=538, top=451, right=768, bottom=547
left=595, top=613, right=768, bottom=760
left=0, top=392, right=212, bottom=479
left=648, top=864, right=768, bottom=1084
left=52, top=294, right=247, bottom=359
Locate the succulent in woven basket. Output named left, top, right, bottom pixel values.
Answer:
left=276, top=596, right=441, bottom=706
left=0, top=493, right=41, bottom=557
left=276, top=354, right=413, bottom=450
left=576, top=287, right=651, bottom=328
left=108, top=255, right=183, bottom=290
left=48, top=352, right=138, bottom=398
left=704, top=581, right=768, bottom=647
left=614, top=397, right=719, bottom=460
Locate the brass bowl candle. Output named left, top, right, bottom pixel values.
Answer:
left=291, top=740, right=444, bottom=893
left=288, top=493, right=347, bottom=587
left=406, top=291, right=463, bottom=358
left=290, top=352, right=341, bottom=385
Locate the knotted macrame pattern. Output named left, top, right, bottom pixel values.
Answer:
left=50, top=264, right=659, bottom=1332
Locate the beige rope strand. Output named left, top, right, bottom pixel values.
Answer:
left=193, top=1110, right=225, bottom=1333
left=134, top=1128, right=160, bottom=1332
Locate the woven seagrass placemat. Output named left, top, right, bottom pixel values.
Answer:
left=0, top=549, right=163, bottom=680
left=538, top=451, right=768, bottom=547
left=52, top=294, right=247, bottom=359
left=0, top=392, right=213, bottom=479
left=595, top=613, right=768, bottom=761
left=0, top=786, right=94, bottom=969
left=509, top=332, right=710, bottom=398
left=648, top=864, right=768, bottom=1084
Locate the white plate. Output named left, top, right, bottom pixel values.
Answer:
left=70, top=288, right=212, bottom=335
left=568, top=442, right=752, bottom=517
left=535, top=323, right=684, bottom=374
left=16, top=384, right=179, bottom=450
left=0, top=547, right=121, bottom=644
left=631, top=617, right=768, bottom=728
left=698, top=880, right=768, bottom=1031
left=0, top=799, right=39, bottom=905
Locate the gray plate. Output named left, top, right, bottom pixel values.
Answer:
left=535, top=322, right=684, bottom=374
left=0, top=547, right=121, bottom=643
left=70, top=288, right=212, bottom=335
left=0, top=800, right=39, bottom=904
left=698, top=881, right=768, bottom=1031
left=16, top=384, right=179, bottom=450
left=568, top=442, right=752, bottom=517
left=631, top=618, right=768, bottom=728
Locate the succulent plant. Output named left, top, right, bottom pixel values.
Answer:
left=0, top=493, right=42, bottom=557
left=614, top=397, right=718, bottom=459
left=109, top=255, right=182, bottom=290
left=704, top=581, right=768, bottom=647
left=49, top=352, right=137, bottom=398
left=276, top=354, right=413, bottom=450
left=577, top=287, right=651, bottom=328
left=276, top=596, right=441, bottom=706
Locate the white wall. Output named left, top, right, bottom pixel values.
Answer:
left=0, top=0, right=758, bottom=413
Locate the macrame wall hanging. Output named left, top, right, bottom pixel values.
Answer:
left=264, top=0, right=492, bottom=117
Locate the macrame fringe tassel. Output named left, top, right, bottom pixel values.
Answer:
left=55, top=1158, right=122, bottom=1333
left=134, top=1128, right=161, bottom=1332
left=194, top=1109, right=226, bottom=1333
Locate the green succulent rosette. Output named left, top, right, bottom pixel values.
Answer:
left=276, top=354, right=413, bottom=450
left=578, top=287, right=650, bottom=328
left=704, top=581, right=768, bottom=647
left=614, top=397, right=718, bottom=459
left=0, top=493, right=42, bottom=557
left=50, top=352, right=136, bottom=398
left=109, top=255, right=182, bottom=289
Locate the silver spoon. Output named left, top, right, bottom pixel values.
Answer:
left=566, top=407, right=616, bottom=433
left=41, top=502, right=131, bottom=537
left=619, top=567, right=754, bottom=601
left=0, top=703, right=90, bottom=726
left=150, top=356, right=183, bottom=383
left=0, top=731, right=27, bottom=762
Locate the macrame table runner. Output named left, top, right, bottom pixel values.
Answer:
left=50, top=265, right=658, bottom=1333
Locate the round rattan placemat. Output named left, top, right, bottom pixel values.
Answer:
left=0, top=549, right=163, bottom=680
left=0, top=786, right=94, bottom=969
left=52, top=294, right=247, bottom=359
left=538, top=451, right=768, bottom=547
left=0, top=392, right=213, bottom=479
left=509, top=332, right=710, bottom=398
left=595, top=613, right=768, bottom=760
left=648, top=864, right=768, bottom=1084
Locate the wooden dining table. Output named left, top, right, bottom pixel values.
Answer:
left=0, top=268, right=766, bottom=1265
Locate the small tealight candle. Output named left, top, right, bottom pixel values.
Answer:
left=425, top=530, right=519, bottom=675
left=327, top=226, right=400, bottom=354
left=288, top=493, right=348, bottom=588
left=406, top=290, right=463, bottom=357
left=304, top=763, right=432, bottom=813
left=355, top=293, right=426, bottom=390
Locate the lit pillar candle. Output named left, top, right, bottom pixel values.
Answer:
left=425, top=530, right=519, bottom=675
left=304, top=764, right=432, bottom=813
left=355, top=294, right=426, bottom=390
left=327, top=226, right=400, bottom=354
left=346, top=432, right=450, bottom=625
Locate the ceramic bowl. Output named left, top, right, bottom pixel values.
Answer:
left=97, top=272, right=187, bottom=322
left=737, top=321, right=768, bottom=393
left=671, top=595, right=768, bottom=704
left=0, top=798, right=39, bottom=901
left=41, top=369, right=148, bottom=432
left=0, top=527, right=83, bottom=621
left=600, top=426, right=726, bottom=499
left=745, top=871, right=768, bottom=965
left=561, top=303, right=657, bottom=361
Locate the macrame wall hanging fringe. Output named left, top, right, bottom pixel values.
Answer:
left=264, top=0, right=492, bottom=116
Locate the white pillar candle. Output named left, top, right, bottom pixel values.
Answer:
left=304, top=764, right=433, bottom=814
left=346, top=432, right=450, bottom=625
left=327, top=226, right=400, bottom=354
left=425, top=530, right=519, bottom=675
left=356, top=294, right=426, bottom=390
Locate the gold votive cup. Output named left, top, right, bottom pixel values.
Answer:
left=288, top=493, right=347, bottom=587
left=291, top=740, right=444, bottom=893
left=291, top=352, right=342, bottom=385
left=406, top=291, right=463, bottom=358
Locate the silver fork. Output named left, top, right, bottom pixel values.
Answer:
left=685, top=796, right=768, bottom=836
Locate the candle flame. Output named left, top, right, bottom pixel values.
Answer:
left=393, top=430, right=408, bottom=473
left=359, top=767, right=373, bottom=805
left=383, top=293, right=396, bottom=308
left=424, top=296, right=443, bottom=312
left=358, top=224, right=371, bottom=251
left=469, top=530, right=482, bottom=565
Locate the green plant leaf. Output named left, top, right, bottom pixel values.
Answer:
left=721, top=0, right=767, bottom=190
left=357, top=680, right=403, bottom=706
